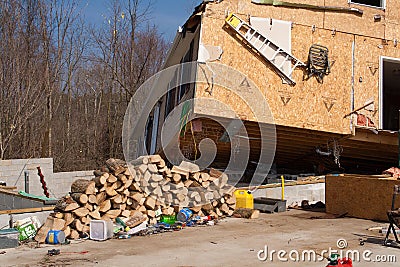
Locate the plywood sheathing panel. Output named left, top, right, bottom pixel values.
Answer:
left=204, top=0, right=239, bottom=19
left=353, top=36, right=381, bottom=127
left=198, top=13, right=353, bottom=134
left=386, top=0, right=400, bottom=23
left=237, top=0, right=325, bottom=28
left=326, top=174, right=400, bottom=221
left=385, top=0, right=400, bottom=40
left=353, top=36, right=400, bottom=127
left=385, top=22, right=400, bottom=41
left=324, top=0, right=385, bottom=39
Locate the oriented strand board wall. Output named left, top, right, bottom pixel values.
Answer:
left=198, top=8, right=353, bottom=134
left=196, top=0, right=400, bottom=134
left=324, top=0, right=385, bottom=39
left=326, top=175, right=400, bottom=221
left=385, top=0, right=400, bottom=40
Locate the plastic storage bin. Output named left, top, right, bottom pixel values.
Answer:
left=0, top=228, right=19, bottom=249
left=234, top=190, right=254, bottom=209
left=90, top=220, right=114, bottom=241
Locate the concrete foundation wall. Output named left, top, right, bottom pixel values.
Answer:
left=0, top=158, right=94, bottom=199
left=252, top=182, right=325, bottom=206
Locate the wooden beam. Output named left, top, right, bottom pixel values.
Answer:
left=0, top=206, right=55, bottom=215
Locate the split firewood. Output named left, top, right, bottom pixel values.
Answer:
left=233, top=208, right=259, bottom=219
left=71, top=193, right=88, bottom=204
left=70, top=230, right=80, bottom=240
left=105, top=209, right=121, bottom=219
left=89, top=209, right=101, bottom=220
left=63, top=226, right=71, bottom=238
left=73, top=207, right=89, bottom=217
left=130, top=156, right=149, bottom=166
left=85, top=182, right=96, bottom=195
left=71, top=219, right=84, bottom=232
left=54, top=212, right=64, bottom=219
left=121, top=210, right=131, bottom=218
left=178, top=161, right=200, bottom=173
left=93, top=170, right=105, bottom=177
left=147, top=163, right=158, bottom=173
left=99, top=199, right=111, bottom=213
left=171, top=166, right=189, bottom=178
left=64, top=202, right=80, bottom=212
left=84, top=203, right=94, bottom=212
left=106, top=158, right=126, bottom=175
left=149, top=154, right=162, bottom=164
left=107, top=174, right=118, bottom=183
left=64, top=213, right=74, bottom=226
left=209, top=168, right=223, bottom=178
left=52, top=218, right=66, bottom=231
left=88, top=194, right=97, bottom=204
left=71, top=179, right=93, bottom=193
left=96, top=191, right=107, bottom=205
left=144, top=196, right=156, bottom=210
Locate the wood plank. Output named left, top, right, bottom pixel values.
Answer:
left=0, top=206, right=55, bottom=215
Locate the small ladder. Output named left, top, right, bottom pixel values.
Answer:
left=225, top=13, right=305, bottom=85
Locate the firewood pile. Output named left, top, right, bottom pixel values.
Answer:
left=35, top=155, right=237, bottom=242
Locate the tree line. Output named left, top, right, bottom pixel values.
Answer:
left=0, top=0, right=168, bottom=171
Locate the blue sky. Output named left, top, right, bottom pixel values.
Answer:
left=83, top=0, right=201, bottom=40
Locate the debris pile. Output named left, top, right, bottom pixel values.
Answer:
left=35, top=155, right=237, bottom=242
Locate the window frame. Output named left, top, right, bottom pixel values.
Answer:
left=348, top=0, right=385, bottom=10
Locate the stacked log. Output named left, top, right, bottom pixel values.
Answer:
left=35, top=156, right=236, bottom=241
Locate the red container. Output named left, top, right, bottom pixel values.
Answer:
left=327, top=258, right=352, bottom=267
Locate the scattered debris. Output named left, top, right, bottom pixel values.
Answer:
left=232, top=208, right=259, bottom=219
left=15, top=216, right=41, bottom=241
left=301, top=200, right=326, bottom=210
left=47, top=249, right=60, bottom=256
left=383, top=167, right=400, bottom=179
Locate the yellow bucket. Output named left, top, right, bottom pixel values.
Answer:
left=234, top=190, right=254, bottom=209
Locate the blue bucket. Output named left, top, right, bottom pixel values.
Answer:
left=177, top=208, right=193, bottom=222
left=46, top=230, right=65, bottom=244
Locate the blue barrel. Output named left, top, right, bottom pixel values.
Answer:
left=46, top=230, right=65, bottom=244
left=177, top=208, right=193, bottom=222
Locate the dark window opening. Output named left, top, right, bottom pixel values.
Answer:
left=350, top=0, right=384, bottom=8
left=382, top=59, right=400, bottom=131
left=178, top=40, right=195, bottom=102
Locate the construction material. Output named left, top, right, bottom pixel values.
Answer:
left=326, top=174, right=400, bottom=221
left=36, top=156, right=236, bottom=241
left=254, top=197, right=287, bottom=213
left=225, top=13, right=305, bottom=85
left=251, top=0, right=363, bottom=15
left=0, top=206, right=55, bottom=215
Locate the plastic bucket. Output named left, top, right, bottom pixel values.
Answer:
left=177, top=208, right=193, bottom=222
left=46, top=230, right=65, bottom=244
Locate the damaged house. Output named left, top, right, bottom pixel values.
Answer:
left=143, top=0, right=400, bottom=180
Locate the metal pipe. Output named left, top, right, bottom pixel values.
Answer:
left=24, top=171, right=29, bottom=194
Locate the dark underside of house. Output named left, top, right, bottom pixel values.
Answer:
left=175, top=117, right=398, bottom=182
